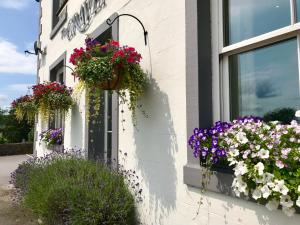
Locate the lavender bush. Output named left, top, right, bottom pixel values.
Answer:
left=10, top=150, right=142, bottom=225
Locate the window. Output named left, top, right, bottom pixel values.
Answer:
left=224, top=0, right=290, bottom=45
left=50, top=0, right=68, bottom=39
left=184, top=0, right=300, bottom=191
left=229, top=39, right=299, bottom=119
left=49, top=53, right=66, bottom=131
left=220, top=0, right=300, bottom=122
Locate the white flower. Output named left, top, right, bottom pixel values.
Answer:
left=242, top=150, right=251, bottom=159
left=282, top=206, right=295, bottom=217
left=233, top=188, right=241, bottom=197
left=273, top=180, right=289, bottom=195
left=271, top=121, right=279, bottom=125
left=289, top=137, right=295, bottom=142
left=254, top=162, right=264, bottom=176
left=280, top=195, right=294, bottom=208
left=298, top=185, right=300, bottom=192
left=229, top=148, right=239, bottom=157
left=294, top=109, right=300, bottom=117
left=255, top=145, right=261, bottom=150
left=258, top=149, right=269, bottom=159
left=252, top=188, right=262, bottom=200
left=236, top=132, right=248, bottom=144
left=291, top=120, right=298, bottom=126
left=263, top=125, right=271, bottom=130
left=296, top=197, right=300, bottom=207
left=266, top=199, right=279, bottom=211
left=234, top=161, right=248, bottom=176
left=261, top=185, right=271, bottom=199
left=232, top=176, right=248, bottom=195
left=263, top=173, right=274, bottom=183
left=251, top=152, right=258, bottom=158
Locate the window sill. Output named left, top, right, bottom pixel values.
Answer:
left=50, top=8, right=67, bottom=40
left=184, top=164, right=300, bottom=214
left=47, top=144, right=64, bottom=153
left=183, top=164, right=234, bottom=195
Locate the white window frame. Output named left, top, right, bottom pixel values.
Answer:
left=212, top=0, right=300, bottom=123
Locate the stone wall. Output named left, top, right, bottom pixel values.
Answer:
left=0, top=143, right=33, bottom=156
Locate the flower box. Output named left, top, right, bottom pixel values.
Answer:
left=189, top=116, right=300, bottom=216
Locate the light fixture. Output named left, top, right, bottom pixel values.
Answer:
left=24, top=41, right=45, bottom=56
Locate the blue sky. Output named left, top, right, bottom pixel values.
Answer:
left=0, top=0, right=38, bottom=109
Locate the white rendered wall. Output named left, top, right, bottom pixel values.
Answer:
left=36, top=0, right=300, bottom=224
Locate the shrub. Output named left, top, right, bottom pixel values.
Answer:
left=11, top=153, right=137, bottom=225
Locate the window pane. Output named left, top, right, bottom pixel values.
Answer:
left=225, top=0, right=291, bottom=45
left=297, top=0, right=300, bottom=22
left=229, top=39, right=299, bottom=120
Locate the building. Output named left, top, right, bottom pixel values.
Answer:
left=35, top=0, right=300, bottom=224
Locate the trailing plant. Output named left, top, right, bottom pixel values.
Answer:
left=11, top=95, right=37, bottom=122
left=40, top=128, right=63, bottom=147
left=189, top=116, right=300, bottom=216
left=70, top=38, right=148, bottom=124
left=32, top=81, right=73, bottom=120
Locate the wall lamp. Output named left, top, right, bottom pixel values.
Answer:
left=25, top=41, right=45, bottom=56
left=106, top=14, right=148, bottom=46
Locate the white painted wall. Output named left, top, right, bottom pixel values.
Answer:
left=36, top=0, right=300, bottom=224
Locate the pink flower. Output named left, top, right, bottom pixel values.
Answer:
left=276, top=160, right=284, bottom=169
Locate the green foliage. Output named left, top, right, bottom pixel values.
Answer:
left=0, top=136, right=7, bottom=144
left=0, top=109, right=33, bottom=143
left=263, top=108, right=295, bottom=125
left=17, top=156, right=137, bottom=225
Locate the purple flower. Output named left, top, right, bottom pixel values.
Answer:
left=212, top=156, right=219, bottom=164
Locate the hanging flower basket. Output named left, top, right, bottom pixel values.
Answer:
left=11, top=95, right=37, bottom=122
left=32, top=81, right=73, bottom=120
left=98, top=67, right=124, bottom=90
left=70, top=38, right=148, bottom=123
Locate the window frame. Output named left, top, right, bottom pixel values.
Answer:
left=47, top=52, right=67, bottom=151
left=50, top=0, right=68, bottom=39
left=84, top=13, right=120, bottom=168
left=218, top=0, right=300, bottom=122
left=184, top=0, right=300, bottom=197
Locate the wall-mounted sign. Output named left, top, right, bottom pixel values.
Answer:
left=61, top=0, right=106, bottom=41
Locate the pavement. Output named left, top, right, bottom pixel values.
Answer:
left=0, top=154, right=30, bottom=187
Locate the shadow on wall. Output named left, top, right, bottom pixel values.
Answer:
left=134, top=78, right=178, bottom=225
left=187, top=185, right=300, bottom=225
left=69, top=104, right=84, bottom=149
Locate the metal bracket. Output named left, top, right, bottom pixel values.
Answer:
left=106, top=14, right=148, bottom=46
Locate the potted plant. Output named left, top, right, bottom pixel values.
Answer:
left=32, top=81, right=73, bottom=120
left=70, top=38, right=148, bottom=123
left=40, top=128, right=64, bottom=152
left=189, top=116, right=300, bottom=216
left=11, top=95, right=37, bottom=122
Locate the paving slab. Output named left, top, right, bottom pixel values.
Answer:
left=0, top=155, right=30, bottom=187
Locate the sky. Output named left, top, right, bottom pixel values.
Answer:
left=0, top=0, right=38, bottom=109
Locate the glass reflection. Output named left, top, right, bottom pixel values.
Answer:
left=229, top=39, right=299, bottom=119
left=225, top=0, right=291, bottom=45
left=297, top=0, right=300, bottom=22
